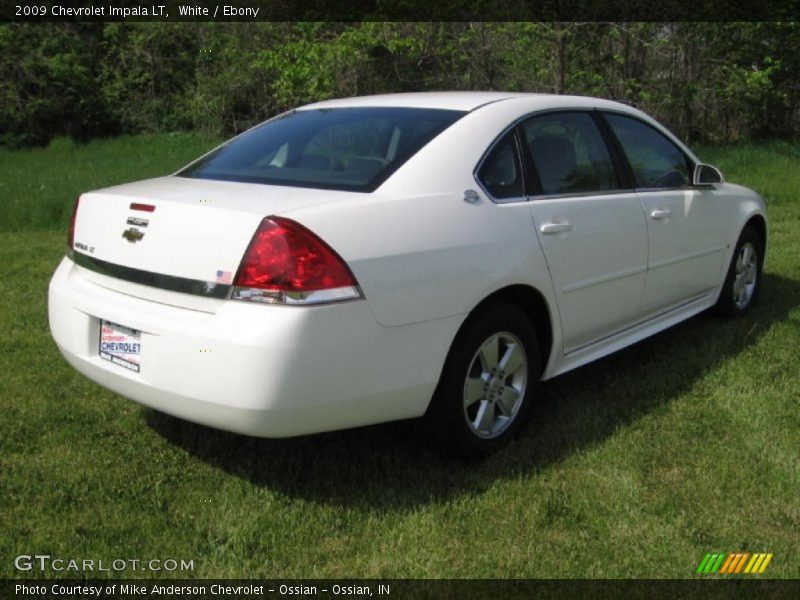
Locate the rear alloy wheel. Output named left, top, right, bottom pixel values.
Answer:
left=715, top=226, right=764, bottom=316
left=463, top=331, right=528, bottom=439
left=427, top=303, right=540, bottom=458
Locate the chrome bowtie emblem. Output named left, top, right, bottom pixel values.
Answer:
left=122, top=227, right=145, bottom=243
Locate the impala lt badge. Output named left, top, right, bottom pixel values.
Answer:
left=126, top=217, right=149, bottom=228
left=122, top=228, right=145, bottom=243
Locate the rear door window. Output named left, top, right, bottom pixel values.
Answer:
left=520, top=112, right=620, bottom=196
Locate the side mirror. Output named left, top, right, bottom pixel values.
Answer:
left=693, top=163, right=724, bottom=185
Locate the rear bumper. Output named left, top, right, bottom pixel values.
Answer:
left=48, top=257, right=461, bottom=437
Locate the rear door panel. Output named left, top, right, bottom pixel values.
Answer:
left=531, top=194, right=647, bottom=353
left=521, top=111, right=648, bottom=353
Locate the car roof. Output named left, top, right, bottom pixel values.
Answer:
left=299, top=91, right=635, bottom=114
left=298, top=91, right=567, bottom=112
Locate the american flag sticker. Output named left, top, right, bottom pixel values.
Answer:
left=216, top=269, right=233, bottom=284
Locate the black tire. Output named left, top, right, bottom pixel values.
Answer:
left=715, top=225, right=764, bottom=317
left=425, top=303, right=541, bottom=459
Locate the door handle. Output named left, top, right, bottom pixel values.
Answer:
left=650, top=209, right=672, bottom=220
left=540, top=221, right=573, bottom=234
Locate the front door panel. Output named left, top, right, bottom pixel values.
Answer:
left=639, top=188, right=727, bottom=314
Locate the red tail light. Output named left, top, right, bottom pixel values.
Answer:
left=232, top=217, right=362, bottom=305
left=67, top=196, right=81, bottom=251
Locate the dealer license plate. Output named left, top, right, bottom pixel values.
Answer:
left=99, top=320, right=141, bottom=373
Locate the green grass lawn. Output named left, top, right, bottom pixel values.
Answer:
left=0, top=136, right=798, bottom=579
left=0, top=134, right=221, bottom=233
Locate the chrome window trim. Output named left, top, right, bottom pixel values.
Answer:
left=524, top=185, right=702, bottom=202
left=633, top=186, right=696, bottom=194
left=525, top=188, right=638, bottom=202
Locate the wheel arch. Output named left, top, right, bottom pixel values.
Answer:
left=424, top=283, right=554, bottom=454
left=449, top=284, right=554, bottom=380
left=745, top=213, right=768, bottom=249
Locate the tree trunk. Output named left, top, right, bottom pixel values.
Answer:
left=557, top=24, right=566, bottom=94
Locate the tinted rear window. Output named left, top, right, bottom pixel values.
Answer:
left=179, top=107, right=466, bottom=192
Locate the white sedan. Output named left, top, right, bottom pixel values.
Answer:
left=48, top=92, right=767, bottom=457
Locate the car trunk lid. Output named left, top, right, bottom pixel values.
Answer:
left=70, top=176, right=354, bottom=310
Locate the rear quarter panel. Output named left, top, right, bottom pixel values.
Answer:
left=290, top=191, right=556, bottom=328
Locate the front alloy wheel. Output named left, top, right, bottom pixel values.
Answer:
left=716, top=225, right=764, bottom=316
left=732, top=242, right=758, bottom=309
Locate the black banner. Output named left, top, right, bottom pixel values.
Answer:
left=2, top=0, right=800, bottom=22
left=4, top=579, right=800, bottom=600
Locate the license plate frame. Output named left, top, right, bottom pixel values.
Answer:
left=98, top=320, right=141, bottom=373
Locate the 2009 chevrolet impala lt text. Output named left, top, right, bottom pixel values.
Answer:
left=48, top=92, right=767, bottom=457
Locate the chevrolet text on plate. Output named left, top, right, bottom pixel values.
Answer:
left=48, top=92, right=767, bottom=457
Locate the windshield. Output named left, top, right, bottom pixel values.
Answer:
left=178, top=107, right=466, bottom=192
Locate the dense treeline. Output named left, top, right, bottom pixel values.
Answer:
left=2, top=22, right=800, bottom=147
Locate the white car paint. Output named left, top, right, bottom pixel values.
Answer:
left=48, top=92, right=767, bottom=438
left=530, top=192, right=649, bottom=353
left=71, top=177, right=358, bottom=291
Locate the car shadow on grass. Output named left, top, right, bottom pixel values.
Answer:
left=147, top=272, right=799, bottom=509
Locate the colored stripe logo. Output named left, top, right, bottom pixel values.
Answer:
left=696, top=552, right=773, bottom=574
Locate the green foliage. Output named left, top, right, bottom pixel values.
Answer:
left=3, top=23, right=800, bottom=146
left=100, top=23, right=199, bottom=133
left=0, top=24, right=112, bottom=147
